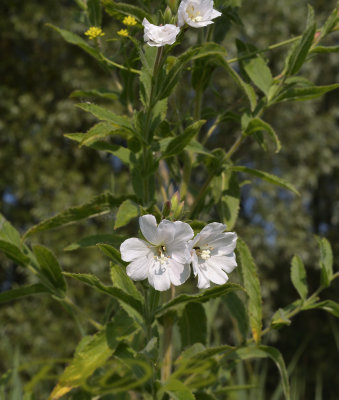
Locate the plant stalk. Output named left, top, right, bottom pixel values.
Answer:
left=161, top=285, right=176, bottom=382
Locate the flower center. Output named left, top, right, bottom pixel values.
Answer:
left=154, top=245, right=169, bottom=265
left=194, top=246, right=212, bottom=260
left=186, top=4, right=203, bottom=22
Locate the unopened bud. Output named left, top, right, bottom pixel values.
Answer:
left=163, top=6, right=173, bottom=24
left=167, top=0, right=179, bottom=13
left=162, top=201, right=171, bottom=218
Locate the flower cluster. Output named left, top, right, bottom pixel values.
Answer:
left=84, top=27, right=105, bottom=40
left=143, top=0, right=221, bottom=47
left=120, top=215, right=237, bottom=291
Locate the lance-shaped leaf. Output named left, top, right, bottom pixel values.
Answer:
left=70, top=89, right=119, bottom=100
left=225, top=345, right=290, bottom=400
left=0, top=284, right=49, bottom=304
left=275, top=83, right=339, bottom=103
left=217, top=171, right=240, bottom=231
left=33, top=245, right=67, bottom=298
left=290, top=255, right=308, bottom=300
left=23, top=193, right=135, bottom=239
left=156, top=283, right=243, bottom=317
left=110, top=263, right=144, bottom=305
left=76, top=103, right=133, bottom=131
left=163, top=120, right=206, bottom=158
left=303, top=300, right=339, bottom=318
left=316, top=237, right=333, bottom=287
left=284, top=22, right=316, bottom=76
left=158, top=379, right=196, bottom=400
left=79, top=122, right=116, bottom=146
left=102, top=0, right=150, bottom=23
left=244, top=117, right=281, bottom=153
left=0, top=240, right=30, bottom=267
left=230, top=166, right=299, bottom=195
left=63, top=272, right=143, bottom=316
left=65, top=133, right=133, bottom=165
left=236, top=239, right=262, bottom=344
left=224, top=292, right=249, bottom=340
left=179, top=302, right=207, bottom=347
left=87, top=0, right=101, bottom=26
left=114, top=199, right=140, bottom=229
left=64, top=233, right=127, bottom=251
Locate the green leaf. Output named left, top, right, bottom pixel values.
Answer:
left=79, top=122, right=116, bottom=146
left=98, top=243, right=124, bottom=265
left=64, top=233, right=127, bottom=251
left=0, top=240, right=30, bottom=267
left=159, top=379, right=196, bottom=400
left=224, top=292, right=249, bottom=340
left=243, top=55, right=273, bottom=97
left=217, top=171, right=240, bottom=231
left=63, top=272, right=143, bottom=316
left=33, top=245, right=67, bottom=298
left=226, top=345, right=290, bottom=400
left=110, top=263, right=144, bottom=305
left=244, top=118, right=281, bottom=153
left=70, top=89, right=119, bottom=100
left=101, top=0, right=150, bottom=23
left=303, top=300, right=339, bottom=318
left=23, top=192, right=134, bottom=238
left=319, top=6, right=339, bottom=38
left=87, top=0, right=101, bottom=26
left=0, top=214, right=22, bottom=245
left=163, top=120, right=206, bottom=158
left=284, top=23, right=316, bottom=76
left=290, top=255, right=308, bottom=300
left=47, top=24, right=102, bottom=62
left=179, top=302, right=207, bottom=347
left=230, top=166, right=299, bottom=195
left=114, top=199, right=140, bottom=229
left=275, top=83, right=339, bottom=103
left=49, top=330, right=113, bottom=399
left=76, top=103, right=133, bottom=131
left=0, top=284, right=49, bottom=304
left=65, top=133, right=133, bottom=165
left=316, top=237, right=333, bottom=287
left=106, top=309, right=139, bottom=349
left=311, top=45, right=339, bottom=54
left=236, top=239, right=262, bottom=344
left=156, top=283, right=243, bottom=317
left=139, top=45, right=157, bottom=106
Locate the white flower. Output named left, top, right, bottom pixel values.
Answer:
left=120, top=215, right=193, bottom=291
left=142, top=18, right=180, bottom=47
left=189, top=223, right=237, bottom=289
left=178, top=0, right=222, bottom=28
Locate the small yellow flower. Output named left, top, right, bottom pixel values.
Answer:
left=84, top=26, right=105, bottom=40
left=123, top=16, right=137, bottom=26
left=117, top=29, right=129, bottom=37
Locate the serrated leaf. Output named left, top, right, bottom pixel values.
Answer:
left=245, top=118, right=281, bottom=153
left=114, top=199, right=140, bottom=229
left=87, top=0, right=101, bottom=26
left=290, top=255, right=308, bottom=300
left=316, top=237, right=333, bottom=287
left=320, top=6, right=339, bottom=38
left=163, top=120, right=206, bottom=158
left=0, top=214, right=22, bottom=245
left=236, top=239, right=262, bottom=344
left=226, top=345, right=290, bottom=400
left=70, top=89, right=119, bottom=100
left=33, top=245, right=67, bottom=298
left=98, top=243, right=124, bottom=265
left=63, top=272, right=143, bottom=316
left=106, top=309, right=139, bottom=349
left=0, top=284, right=49, bottom=304
left=179, top=302, right=207, bottom=347
left=156, top=283, right=243, bottom=317
left=0, top=240, right=30, bottom=267
left=303, top=300, right=339, bottom=318
left=64, top=233, right=127, bottom=251
left=231, top=166, right=299, bottom=195
left=23, top=192, right=134, bottom=239
left=79, top=122, right=116, bottom=146
left=76, top=103, right=132, bottom=131
left=224, top=292, right=249, bottom=340
left=284, top=23, right=316, bottom=76
left=110, top=263, right=144, bottom=305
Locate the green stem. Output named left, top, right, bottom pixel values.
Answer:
left=194, top=85, right=203, bottom=121
left=161, top=285, right=176, bottom=382
left=190, top=173, right=215, bottom=219
left=224, top=135, right=245, bottom=161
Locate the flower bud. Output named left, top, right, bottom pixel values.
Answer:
left=163, top=6, right=173, bottom=24
left=162, top=200, right=171, bottom=218
left=167, top=0, right=179, bottom=13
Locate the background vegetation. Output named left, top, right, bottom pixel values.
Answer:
left=0, top=0, right=338, bottom=398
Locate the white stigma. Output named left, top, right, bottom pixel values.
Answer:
left=200, top=249, right=211, bottom=260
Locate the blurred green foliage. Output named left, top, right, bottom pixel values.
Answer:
left=0, top=0, right=338, bottom=398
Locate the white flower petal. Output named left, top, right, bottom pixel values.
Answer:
left=198, top=222, right=226, bottom=244
left=126, top=256, right=151, bottom=281
left=167, top=241, right=191, bottom=264
left=197, top=268, right=211, bottom=289
left=173, top=221, right=194, bottom=242
left=208, top=232, right=237, bottom=254
left=139, top=214, right=159, bottom=245
left=167, top=259, right=191, bottom=286
left=210, top=254, right=237, bottom=273
left=148, top=262, right=171, bottom=291
left=120, top=238, right=151, bottom=262
left=157, top=220, right=176, bottom=244
left=143, top=18, right=180, bottom=47
left=204, top=259, right=229, bottom=285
